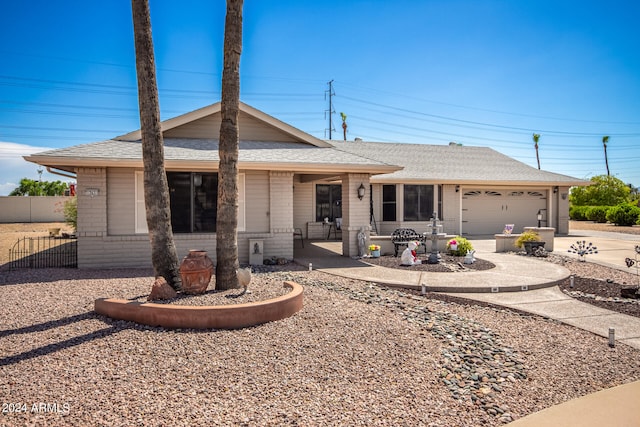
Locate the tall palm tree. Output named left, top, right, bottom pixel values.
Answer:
left=532, top=133, right=541, bottom=170
left=602, top=135, right=610, bottom=176
left=131, top=0, right=181, bottom=291
left=216, top=0, right=243, bottom=290
left=340, top=112, right=347, bottom=141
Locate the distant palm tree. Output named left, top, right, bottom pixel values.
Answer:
left=216, top=0, right=243, bottom=290
left=131, top=0, right=182, bottom=291
left=340, top=112, right=347, bottom=141
left=532, top=133, right=541, bottom=169
left=602, top=135, right=610, bottom=176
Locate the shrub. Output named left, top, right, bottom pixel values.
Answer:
left=63, top=197, right=77, bottom=231
left=569, top=205, right=589, bottom=221
left=515, top=230, right=541, bottom=249
left=447, top=236, right=473, bottom=256
left=585, top=206, right=610, bottom=223
left=606, top=203, right=640, bottom=226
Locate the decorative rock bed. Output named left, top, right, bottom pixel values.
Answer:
left=94, top=281, right=304, bottom=329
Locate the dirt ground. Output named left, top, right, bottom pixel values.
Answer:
left=569, top=219, right=640, bottom=235
left=0, top=222, right=73, bottom=265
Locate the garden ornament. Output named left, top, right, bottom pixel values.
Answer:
left=401, top=241, right=422, bottom=266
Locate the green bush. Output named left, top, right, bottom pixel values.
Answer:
left=515, top=230, right=541, bottom=248
left=63, top=197, right=77, bottom=231
left=585, top=206, right=610, bottom=223
left=606, top=204, right=640, bottom=226
left=569, top=205, right=589, bottom=221
left=447, top=236, right=473, bottom=256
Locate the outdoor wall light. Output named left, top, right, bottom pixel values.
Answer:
left=84, top=188, right=100, bottom=198
left=553, top=186, right=559, bottom=194
left=537, top=209, right=543, bottom=227
left=455, top=185, right=460, bottom=193
left=357, top=183, right=366, bottom=200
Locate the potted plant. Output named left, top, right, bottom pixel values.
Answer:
left=515, top=230, right=545, bottom=255
left=447, top=236, right=473, bottom=256
left=368, top=244, right=381, bottom=258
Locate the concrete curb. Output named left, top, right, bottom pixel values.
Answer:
left=95, top=281, right=304, bottom=330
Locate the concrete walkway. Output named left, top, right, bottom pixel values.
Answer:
left=554, top=228, right=640, bottom=272
left=506, top=379, right=640, bottom=427
left=295, top=239, right=571, bottom=293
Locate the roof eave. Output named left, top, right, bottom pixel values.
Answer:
left=24, top=155, right=401, bottom=175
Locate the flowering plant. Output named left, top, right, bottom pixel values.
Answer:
left=447, top=236, right=473, bottom=256
left=368, top=244, right=380, bottom=251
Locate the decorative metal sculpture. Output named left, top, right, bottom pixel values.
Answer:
left=624, top=245, right=640, bottom=286
left=567, top=240, right=598, bottom=262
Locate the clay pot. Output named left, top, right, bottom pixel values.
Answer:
left=179, top=250, right=214, bottom=294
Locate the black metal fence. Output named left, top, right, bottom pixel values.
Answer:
left=9, top=236, right=77, bottom=269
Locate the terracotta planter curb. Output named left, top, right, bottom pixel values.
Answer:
left=95, top=281, right=303, bottom=330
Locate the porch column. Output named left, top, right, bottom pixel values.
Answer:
left=341, top=173, right=370, bottom=257
left=269, top=171, right=294, bottom=259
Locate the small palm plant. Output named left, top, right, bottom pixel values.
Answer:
left=568, top=240, right=598, bottom=262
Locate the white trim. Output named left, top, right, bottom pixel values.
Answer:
left=134, top=171, right=148, bottom=234
left=238, top=173, right=246, bottom=232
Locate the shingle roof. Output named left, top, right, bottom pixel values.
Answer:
left=26, top=138, right=399, bottom=172
left=329, top=140, right=587, bottom=185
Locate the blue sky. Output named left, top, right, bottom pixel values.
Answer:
left=1, top=0, right=639, bottom=195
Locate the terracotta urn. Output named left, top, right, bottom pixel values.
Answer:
left=179, top=250, right=214, bottom=294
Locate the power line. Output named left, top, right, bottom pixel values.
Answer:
left=336, top=80, right=640, bottom=126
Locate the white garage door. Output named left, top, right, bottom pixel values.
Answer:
left=462, top=190, right=547, bottom=235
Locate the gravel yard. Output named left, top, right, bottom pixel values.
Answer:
left=1, top=221, right=640, bottom=426
left=2, top=266, right=640, bottom=425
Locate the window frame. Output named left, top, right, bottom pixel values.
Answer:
left=315, top=184, right=342, bottom=222
left=403, top=184, right=434, bottom=222
left=135, top=171, right=245, bottom=234
left=382, top=184, right=397, bottom=222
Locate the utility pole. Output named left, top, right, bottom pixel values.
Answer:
left=325, top=80, right=335, bottom=139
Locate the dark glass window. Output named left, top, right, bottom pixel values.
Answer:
left=315, top=184, right=342, bottom=222
left=437, top=184, right=443, bottom=220
left=382, top=184, right=396, bottom=221
left=403, top=185, right=433, bottom=221
left=167, top=172, right=218, bottom=233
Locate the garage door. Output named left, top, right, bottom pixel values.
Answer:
left=462, top=190, right=547, bottom=235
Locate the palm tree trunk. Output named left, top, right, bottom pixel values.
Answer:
left=532, top=133, right=540, bottom=170
left=603, top=136, right=610, bottom=176
left=131, top=0, right=181, bottom=291
left=216, top=0, right=243, bottom=290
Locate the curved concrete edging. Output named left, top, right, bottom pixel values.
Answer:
left=312, top=253, right=571, bottom=293
left=94, top=281, right=303, bottom=330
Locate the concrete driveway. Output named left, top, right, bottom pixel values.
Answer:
left=554, top=229, right=640, bottom=272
